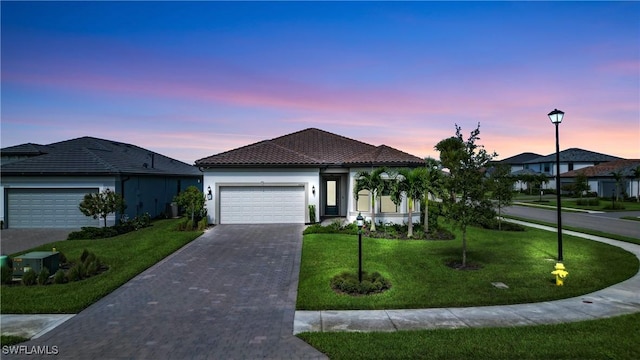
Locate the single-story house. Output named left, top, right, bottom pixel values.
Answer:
left=561, top=159, right=640, bottom=198
left=195, top=128, right=425, bottom=225
left=1, top=137, right=202, bottom=228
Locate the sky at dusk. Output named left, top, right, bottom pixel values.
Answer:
left=2, top=1, right=639, bottom=164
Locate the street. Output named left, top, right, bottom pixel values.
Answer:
left=502, top=205, right=640, bottom=239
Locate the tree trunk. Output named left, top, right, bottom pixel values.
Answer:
left=498, top=205, right=502, bottom=231
left=370, top=190, right=376, bottom=232
left=423, top=196, right=429, bottom=234
left=462, top=226, right=467, bottom=267
left=407, top=197, right=413, bottom=238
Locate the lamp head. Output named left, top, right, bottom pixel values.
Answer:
left=548, top=109, right=564, bottom=124
left=356, top=212, right=364, bottom=229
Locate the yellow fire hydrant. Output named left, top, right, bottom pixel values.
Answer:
left=551, top=263, right=568, bottom=286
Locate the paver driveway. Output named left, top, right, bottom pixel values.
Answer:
left=11, top=224, right=326, bottom=359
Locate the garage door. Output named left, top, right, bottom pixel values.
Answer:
left=7, top=188, right=101, bottom=228
left=220, top=186, right=305, bottom=224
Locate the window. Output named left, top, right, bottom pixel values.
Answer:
left=544, top=163, right=550, bottom=173
left=356, top=190, right=369, bottom=212
left=380, top=187, right=398, bottom=213
left=568, top=162, right=574, bottom=171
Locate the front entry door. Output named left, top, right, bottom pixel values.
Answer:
left=325, top=179, right=339, bottom=215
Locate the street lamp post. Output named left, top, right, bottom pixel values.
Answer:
left=356, top=212, right=364, bottom=282
left=548, top=109, right=565, bottom=263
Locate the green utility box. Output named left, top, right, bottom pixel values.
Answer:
left=12, top=251, right=59, bottom=276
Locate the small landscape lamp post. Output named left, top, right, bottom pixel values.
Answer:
left=548, top=108, right=564, bottom=264
left=356, top=212, right=364, bottom=283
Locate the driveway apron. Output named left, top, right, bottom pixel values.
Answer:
left=10, top=224, right=326, bottom=359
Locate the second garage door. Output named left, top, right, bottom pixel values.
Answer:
left=7, top=188, right=101, bottom=228
left=219, top=186, right=305, bottom=224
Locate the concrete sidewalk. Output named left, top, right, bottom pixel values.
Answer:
left=294, top=220, right=640, bottom=333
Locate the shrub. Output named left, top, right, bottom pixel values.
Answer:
left=186, top=219, right=194, bottom=231
left=37, top=267, right=50, bottom=285
left=1, top=266, right=13, bottom=284
left=577, top=198, right=600, bottom=206
left=176, top=219, right=188, bottom=231
left=86, top=260, right=99, bottom=276
left=68, top=226, right=118, bottom=240
left=58, top=251, right=67, bottom=264
left=22, top=270, right=37, bottom=286
left=118, top=213, right=152, bottom=232
left=82, top=252, right=96, bottom=268
left=53, top=269, right=66, bottom=284
left=308, top=205, right=317, bottom=224
left=604, top=203, right=625, bottom=210
left=67, top=263, right=86, bottom=282
left=330, top=271, right=392, bottom=296
left=197, top=218, right=208, bottom=231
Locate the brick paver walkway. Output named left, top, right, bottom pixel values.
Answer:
left=9, top=225, right=326, bottom=359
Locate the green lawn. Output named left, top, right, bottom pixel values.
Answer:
left=298, top=312, right=640, bottom=360
left=1, top=219, right=202, bottom=314
left=503, top=215, right=640, bottom=245
left=297, top=226, right=639, bottom=310
left=515, top=195, right=640, bottom=212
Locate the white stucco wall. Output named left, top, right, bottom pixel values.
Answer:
left=347, top=168, right=420, bottom=225
left=1, top=176, right=118, bottom=227
left=203, top=168, right=321, bottom=224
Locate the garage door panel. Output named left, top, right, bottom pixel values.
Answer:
left=8, top=188, right=100, bottom=228
left=220, top=186, right=305, bottom=224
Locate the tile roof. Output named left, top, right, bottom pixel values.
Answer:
left=1, top=137, right=201, bottom=176
left=498, top=152, right=543, bottom=164
left=525, top=148, right=622, bottom=164
left=561, top=159, right=640, bottom=178
left=1, top=143, right=52, bottom=155
left=195, top=128, right=424, bottom=167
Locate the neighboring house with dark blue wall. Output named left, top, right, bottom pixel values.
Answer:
left=1, top=137, right=202, bottom=229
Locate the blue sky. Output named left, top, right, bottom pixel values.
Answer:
left=2, top=1, right=638, bottom=163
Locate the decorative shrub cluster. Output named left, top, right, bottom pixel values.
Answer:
left=330, top=271, right=392, bottom=296
left=10, top=249, right=107, bottom=286
left=304, top=220, right=456, bottom=240
left=176, top=217, right=208, bottom=231
left=576, top=198, right=600, bottom=206
left=68, top=213, right=152, bottom=240
left=603, top=203, right=626, bottom=210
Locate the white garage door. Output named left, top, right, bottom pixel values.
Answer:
left=220, top=186, right=305, bottom=224
left=7, top=188, right=101, bottom=228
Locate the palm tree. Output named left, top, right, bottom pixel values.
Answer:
left=611, top=170, right=623, bottom=202
left=632, top=166, right=640, bottom=202
left=390, top=167, right=428, bottom=238
left=422, top=157, right=444, bottom=234
left=434, top=136, right=465, bottom=203
left=353, top=167, right=388, bottom=231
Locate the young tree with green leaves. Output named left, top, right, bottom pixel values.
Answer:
left=390, top=167, right=428, bottom=238
left=174, top=186, right=206, bottom=223
left=79, top=189, right=126, bottom=227
left=489, top=164, right=515, bottom=230
left=354, top=167, right=389, bottom=231
left=574, top=171, right=590, bottom=200
left=436, top=123, right=496, bottom=267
